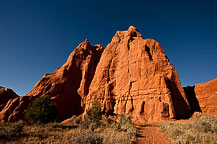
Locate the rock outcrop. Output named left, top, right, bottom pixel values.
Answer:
left=184, top=86, right=201, bottom=114
left=24, top=40, right=104, bottom=121
left=0, top=40, right=103, bottom=122
left=0, top=87, right=18, bottom=111
left=194, top=78, right=217, bottom=115
left=0, top=95, right=35, bottom=122
left=84, top=26, right=191, bottom=122
left=0, top=87, right=30, bottom=122
left=0, top=26, right=193, bottom=122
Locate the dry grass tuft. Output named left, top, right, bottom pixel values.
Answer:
left=0, top=114, right=137, bottom=144
left=160, top=113, right=217, bottom=144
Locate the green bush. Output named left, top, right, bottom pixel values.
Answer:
left=85, top=97, right=102, bottom=123
left=79, top=97, right=102, bottom=130
left=25, top=95, right=58, bottom=124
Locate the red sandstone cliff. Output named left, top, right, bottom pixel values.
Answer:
left=0, top=26, right=194, bottom=122
left=0, top=40, right=103, bottom=122
left=25, top=40, right=104, bottom=121
left=0, top=87, right=18, bottom=111
left=85, top=26, right=191, bottom=122
left=194, top=78, right=217, bottom=115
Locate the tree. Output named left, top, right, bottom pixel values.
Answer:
left=25, top=95, right=58, bottom=123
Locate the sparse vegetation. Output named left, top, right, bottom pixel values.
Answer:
left=86, top=96, right=102, bottom=123
left=66, top=115, right=81, bottom=125
left=100, top=113, right=137, bottom=143
left=79, top=97, right=102, bottom=130
left=0, top=97, right=137, bottom=144
left=160, top=113, right=217, bottom=144
left=0, top=120, right=24, bottom=140
left=74, top=129, right=103, bottom=144
left=25, top=95, right=58, bottom=124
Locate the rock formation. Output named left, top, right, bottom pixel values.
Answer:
left=0, top=87, right=30, bottom=122
left=0, top=26, right=194, bottom=122
left=0, top=95, right=35, bottom=122
left=194, top=78, right=217, bottom=115
left=0, top=87, right=18, bottom=111
left=25, top=39, right=104, bottom=121
left=84, top=26, right=191, bottom=122
left=0, top=40, right=103, bottom=122
left=184, top=86, right=201, bottom=114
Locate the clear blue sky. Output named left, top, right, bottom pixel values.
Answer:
left=0, top=0, right=217, bottom=96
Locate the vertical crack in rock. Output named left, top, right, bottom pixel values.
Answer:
left=128, top=81, right=135, bottom=112
left=145, top=45, right=153, bottom=61
left=83, top=45, right=104, bottom=97
left=107, top=58, right=113, bottom=82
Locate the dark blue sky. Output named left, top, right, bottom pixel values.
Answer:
left=0, top=0, right=217, bottom=96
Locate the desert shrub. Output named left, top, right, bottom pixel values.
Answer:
left=79, top=118, right=92, bottom=129
left=119, top=113, right=133, bottom=125
left=70, top=115, right=81, bottom=124
left=79, top=119, right=100, bottom=131
left=85, top=97, right=102, bottom=123
left=99, top=127, right=137, bottom=144
left=46, top=122, right=70, bottom=131
left=160, top=113, right=217, bottom=144
left=116, top=114, right=135, bottom=131
left=105, top=114, right=135, bottom=131
left=0, top=121, right=24, bottom=140
left=0, top=128, right=9, bottom=139
left=11, top=120, right=24, bottom=133
left=74, top=129, right=102, bottom=144
left=25, top=95, right=58, bottom=124
left=101, top=114, right=137, bottom=143
left=79, top=97, right=102, bottom=130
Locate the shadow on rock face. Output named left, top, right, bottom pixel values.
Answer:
left=184, top=86, right=202, bottom=114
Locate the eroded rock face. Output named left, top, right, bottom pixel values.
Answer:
left=85, top=26, right=191, bottom=122
left=0, top=87, right=18, bottom=111
left=0, top=87, right=32, bottom=122
left=194, top=78, right=217, bottom=115
left=0, top=95, right=35, bottom=122
left=0, top=26, right=193, bottom=122
left=25, top=40, right=104, bottom=121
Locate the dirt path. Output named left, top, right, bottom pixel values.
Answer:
left=136, top=123, right=173, bottom=144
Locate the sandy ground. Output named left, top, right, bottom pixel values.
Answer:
left=136, top=123, right=173, bottom=144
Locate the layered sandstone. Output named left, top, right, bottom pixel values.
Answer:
left=194, top=78, right=217, bottom=115
left=85, top=26, right=191, bottom=122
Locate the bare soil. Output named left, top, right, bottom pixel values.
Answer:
left=136, top=123, right=173, bottom=144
